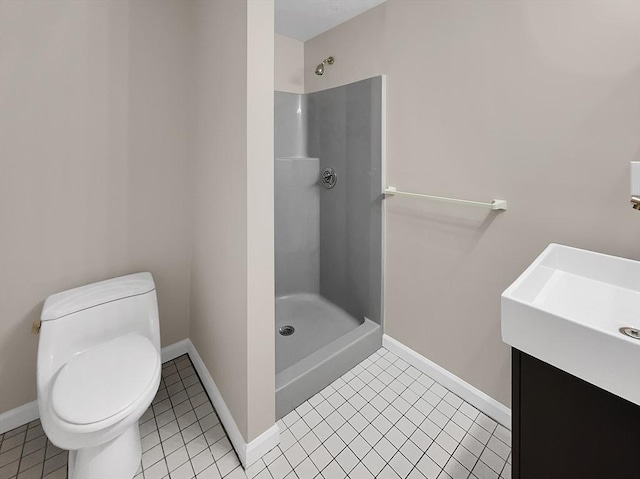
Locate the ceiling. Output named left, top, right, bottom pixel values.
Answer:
left=275, top=0, right=386, bottom=42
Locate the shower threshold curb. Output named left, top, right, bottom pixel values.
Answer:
left=275, top=318, right=382, bottom=419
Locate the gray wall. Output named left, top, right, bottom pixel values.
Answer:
left=275, top=158, right=320, bottom=296
left=274, top=80, right=383, bottom=324
left=307, top=77, right=383, bottom=325
left=275, top=92, right=307, bottom=158
left=274, top=92, right=319, bottom=297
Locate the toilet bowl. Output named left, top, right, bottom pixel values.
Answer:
left=37, top=272, right=161, bottom=479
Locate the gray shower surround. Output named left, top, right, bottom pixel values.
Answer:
left=275, top=76, right=383, bottom=419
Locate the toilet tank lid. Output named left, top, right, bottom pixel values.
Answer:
left=41, top=272, right=155, bottom=321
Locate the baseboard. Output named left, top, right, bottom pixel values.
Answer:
left=161, top=338, right=190, bottom=363
left=185, top=339, right=279, bottom=468
left=0, top=400, right=39, bottom=435
left=0, top=338, right=198, bottom=435
left=383, top=334, right=511, bottom=429
left=245, top=424, right=280, bottom=468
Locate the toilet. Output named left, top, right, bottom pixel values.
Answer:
left=37, top=272, right=161, bottom=479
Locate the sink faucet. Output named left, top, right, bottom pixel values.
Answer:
left=632, top=196, right=640, bottom=210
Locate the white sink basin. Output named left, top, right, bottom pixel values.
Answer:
left=502, top=243, right=640, bottom=406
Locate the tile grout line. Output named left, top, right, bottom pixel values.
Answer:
left=381, top=343, right=510, bottom=479
left=189, top=346, right=504, bottom=479
left=343, top=351, right=444, bottom=478
left=282, top=350, right=430, bottom=477
left=2, top=347, right=510, bottom=479
left=148, top=357, right=173, bottom=475
left=170, top=357, right=195, bottom=475
left=157, top=356, right=204, bottom=477
left=280, top=348, right=509, bottom=479
left=175, top=354, right=244, bottom=479
left=283, top=351, right=416, bottom=477
left=13, top=421, right=27, bottom=479
left=379, top=351, right=464, bottom=479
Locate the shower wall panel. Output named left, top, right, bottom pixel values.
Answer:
left=307, top=77, right=383, bottom=325
left=274, top=158, right=320, bottom=296
left=275, top=92, right=307, bottom=158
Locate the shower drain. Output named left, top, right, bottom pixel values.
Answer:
left=279, top=325, right=295, bottom=336
left=620, top=327, right=640, bottom=340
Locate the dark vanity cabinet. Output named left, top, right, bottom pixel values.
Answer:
left=511, top=349, right=640, bottom=479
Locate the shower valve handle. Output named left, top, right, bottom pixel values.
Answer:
left=322, top=168, right=337, bottom=189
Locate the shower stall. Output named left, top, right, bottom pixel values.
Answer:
left=275, top=76, right=384, bottom=418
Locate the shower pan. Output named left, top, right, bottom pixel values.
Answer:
left=274, top=77, right=384, bottom=418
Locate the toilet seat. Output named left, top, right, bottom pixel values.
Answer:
left=51, top=334, right=159, bottom=426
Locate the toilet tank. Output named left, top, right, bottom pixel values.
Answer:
left=38, top=272, right=160, bottom=389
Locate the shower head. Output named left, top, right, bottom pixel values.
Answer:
left=315, top=56, right=334, bottom=76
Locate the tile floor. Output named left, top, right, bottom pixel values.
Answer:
left=0, top=349, right=511, bottom=479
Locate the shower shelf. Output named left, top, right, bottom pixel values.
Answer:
left=384, top=186, right=508, bottom=211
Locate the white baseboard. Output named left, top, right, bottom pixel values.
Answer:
left=0, top=400, right=39, bottom=435
left=383, top=334, right=511, bottom=429
left=161, top=338, right=190, bottom=363
left=245, top=423, right=281, bottom=468
left=185, top=339, right=279, bottom=468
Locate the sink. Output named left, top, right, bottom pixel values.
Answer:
left=502, top=243, right=640, bottom=406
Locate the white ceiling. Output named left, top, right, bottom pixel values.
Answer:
left=275, top=0, right=386, bottom=42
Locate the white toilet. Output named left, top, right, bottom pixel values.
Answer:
left=37, top=272, right=161, bottom=479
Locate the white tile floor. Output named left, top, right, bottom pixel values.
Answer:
left=0, top=349, right=511, bottom=479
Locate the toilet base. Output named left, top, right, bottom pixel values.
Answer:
left=69, top=424, right=141, bottom=479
